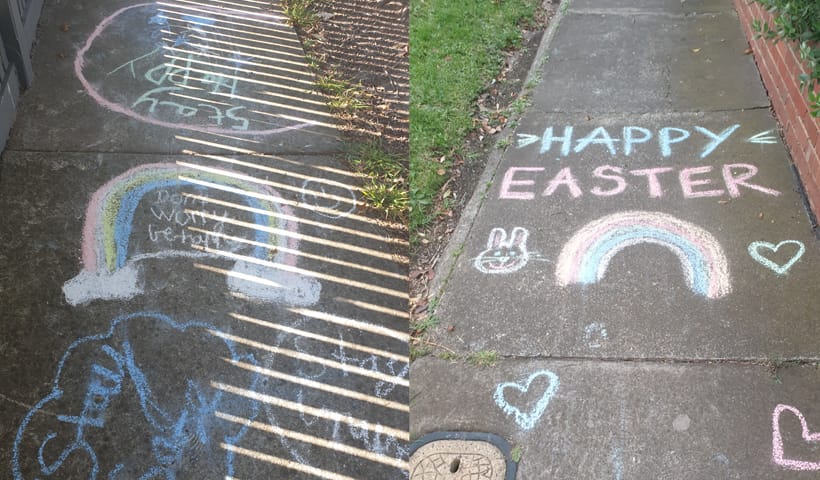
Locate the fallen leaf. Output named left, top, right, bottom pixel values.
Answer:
left=692, top=48, right=701, bottom=53
left=744, top=47, right=753, bottom=55
left=60, top=23, right=70, bottom=32
left=436, top=168, right=446, bottom=175
left=447, top=325, right=455, bottom=332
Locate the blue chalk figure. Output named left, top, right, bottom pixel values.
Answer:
left=12, top=312, right=260, bottom=480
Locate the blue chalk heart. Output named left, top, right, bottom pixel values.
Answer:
left=493, top=370, right=559, bottom=430
left=748, top=240, right=805, bottom=275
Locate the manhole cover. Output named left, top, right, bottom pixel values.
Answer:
left=409, top=432, right=516, bottom=480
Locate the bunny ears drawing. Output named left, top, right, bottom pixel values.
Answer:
left=474, top=227, right=531, bottom=274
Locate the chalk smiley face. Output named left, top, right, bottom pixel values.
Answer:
left=748, top=240, right=805, bottom=275
left=474, top=227, right=531, bottom=274
left=493, top=370, right=559, bottom=430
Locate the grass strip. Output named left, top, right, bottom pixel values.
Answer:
left=409, top=0, right=539, bottom=231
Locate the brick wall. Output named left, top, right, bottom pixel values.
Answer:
left=734, top=0, right=820, bottom=216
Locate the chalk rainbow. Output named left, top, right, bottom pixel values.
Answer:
left=64, top=162, right=320, bottom=306
left=555, top=211, right=731, bottom=299
left=81, top=162, right=296, bottom=273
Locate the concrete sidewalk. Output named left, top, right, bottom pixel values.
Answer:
left=411, top=1, right=820, bottom=478
left=0, top=1, right=408, bottom=478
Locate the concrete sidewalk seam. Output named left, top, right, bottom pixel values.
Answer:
left=429, top=0, right=571, bottom=299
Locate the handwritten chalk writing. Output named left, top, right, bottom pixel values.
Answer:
left=474, top=227, right=531, bottom=274
left=521, top=124, right=741, bottom=158
left=747, top=130, right=778, bottom=144
left=772, top=404, right=820, bottom=471
left=498, top=163, right=781, bottom=200
left=147, top=188, right=233, bottom=249
left=748, top=240, right=805, bottom=275
left=12, top=312, right=261, bottom=480
left=75, top=4, right=312, bottom=135
left=556, top=211, right=731, bottom=299
left=493, top=370, right=559, bottom=430
left=584, top=322, right=608, bottom=349
left=330, top=335, right=409, bottom=399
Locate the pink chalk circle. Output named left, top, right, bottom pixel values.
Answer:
left=74, top=3, right=312, bottom=136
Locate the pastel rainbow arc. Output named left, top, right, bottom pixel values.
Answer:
left=555, top=211, right=731, bottom=299
left=64, top=162, right=320, bottom=307
left=81, top=162, right=298, bottom=274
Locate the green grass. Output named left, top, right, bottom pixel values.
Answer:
left=281, top=0, right=319, bottom=31
left=511, top=446, right=523, bottom=463
left=347, top=142, right=408, bottom=221
left=467, top=350, right=499, bottom=367
left=409, top=0, right=540, bottom=232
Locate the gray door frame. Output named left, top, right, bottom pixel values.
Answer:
left=0, top=0, right=43, bottom=150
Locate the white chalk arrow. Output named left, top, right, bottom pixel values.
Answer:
left=516, top=133, right=540, bottom=148
left=747, top=130, right=778, bottom=144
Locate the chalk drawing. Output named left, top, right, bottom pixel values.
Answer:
left=516, top=125, right=741, bottom=158
left=410, top=453, right=493, bottom=479
left=555, top=211, right=731, bottom=299
left=747, top=130, right=778, bottom=144
left=12, top=312, right=260, bottom=480
left=748, top=240, right=805, bottom=275
left=584, top=322, right=608, bottom=349
left=300, top=179, right=358, bottom=219
left=474, top=227, right=531, bottom=274
left=256, top=323, right=409, bottom=468
left=75, top=3, right=313, bottom=135
left=772, top=404, right=820, bottom=471
left=610, top=446, right=624, bottom=480
left=493, top=370, right=559, bottom=430
left=498, top=163, right=780, bottom=200
left=62, top=163, right=320, bottom=306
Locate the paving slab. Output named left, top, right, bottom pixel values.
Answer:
left=530, top=10, right=769, bottom=113
left=570, top=0, right=735, bottom=15
left=418, top=2, right=820, bottom=478
left=411, top=357, right=820, bottom=479
left=434, top=109, right=820, bottom=359
left=7, top=0, right=341, bottom=155
left=0, top=150, right=408, bottom=478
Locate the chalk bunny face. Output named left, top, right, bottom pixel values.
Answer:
left=474, top=227, right=530, bottom=274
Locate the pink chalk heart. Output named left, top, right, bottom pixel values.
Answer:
left=772, top=404, right=820, bottom=471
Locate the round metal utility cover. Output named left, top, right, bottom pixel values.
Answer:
left=409, top=432, right=517, bottom=480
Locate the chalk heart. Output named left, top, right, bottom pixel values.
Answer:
left=772, top=404, right=820, bottom=471
left=748, top=240, right=805, bottom=275
left=493, top=370, right=559, bottom=430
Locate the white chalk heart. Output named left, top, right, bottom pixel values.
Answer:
left=748, top=240, right=805, bottom=275
left=772, top=404, right=820, bottom=471
left=493, top=370, right=559, bottom=430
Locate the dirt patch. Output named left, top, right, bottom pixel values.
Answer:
left=410, top=3, right=555, bottom=330
left=295, top=0, right=409, bottom=157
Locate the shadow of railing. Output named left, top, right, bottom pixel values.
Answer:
left=10, top=1, right=409, bottom=479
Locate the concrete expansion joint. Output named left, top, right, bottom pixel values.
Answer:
left=566, top=8, right=729, bottom=19
left=492, top=354, right=820, bottom=368
left=529, top=104, right=772, bottom=116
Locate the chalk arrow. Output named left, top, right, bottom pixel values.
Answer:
left=516, top=133, right=540, bottom=149
left=747, top=130, right=778, bottom=144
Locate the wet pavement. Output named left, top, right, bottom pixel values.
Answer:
left=411, top=1, right=820, bottom=478
left=0, top=1, right=408, bottom=479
